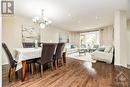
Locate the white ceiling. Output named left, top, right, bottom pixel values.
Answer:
left=15, top=0, right=129, bottom=31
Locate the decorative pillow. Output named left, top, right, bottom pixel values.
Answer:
left=65, top=43, right=71, bottom=49
left=104, top=46, right=112, bottom=53
left=93, top=45, right=99, bottom=49
left=71, top=45, right=76, bottom=48
left=96, top=46, right=105, bottom=52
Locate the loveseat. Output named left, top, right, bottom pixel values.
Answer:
left=91, top=46, right=114, bottom=64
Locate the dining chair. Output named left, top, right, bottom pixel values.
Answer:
left=36, top=43, right=57, bottom=77
left=54, top=43, right=65, bottom=69
left=2, top=43, right=17, bottom=82
left=2, top=42, right=34, bottom=81
left=22, top=42, right=43, bottom=48
left=22, top=42, right=35, bottom=48
left=22, top=42, right=43, bottom=74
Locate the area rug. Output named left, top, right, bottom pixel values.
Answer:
left=67, top=53, right=96, bottom=63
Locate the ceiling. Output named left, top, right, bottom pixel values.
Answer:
left=15, top=0, right=129, bottom=31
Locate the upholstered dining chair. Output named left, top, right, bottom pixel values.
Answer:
left=2, top=43, right=17, bottom=82
left=2, top=42, right=34, bottom=81
left=22, top=42, right=43, bottom=74
left=22, top=42, right=43, bottom=48
left=22, top=42, right=35, bottom=48
left=36, top=43, right=57, bottom=77
left=53, top=43, right=65, bottom=69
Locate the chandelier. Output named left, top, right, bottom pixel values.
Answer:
left=32, top=9, right=52, bottom=29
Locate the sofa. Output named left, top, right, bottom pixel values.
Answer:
left=91, top=46, right=114, bottom=64
left=65, top=43, right=78, bottom=54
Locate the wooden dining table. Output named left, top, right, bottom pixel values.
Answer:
left=15, top=47, right=66, bottom=81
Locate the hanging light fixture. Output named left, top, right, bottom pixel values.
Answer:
left=32, top=9, right=52, bottom=29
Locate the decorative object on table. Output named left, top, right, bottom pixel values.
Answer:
left=32, top=9, right=52, bottom=29
left=34, top=40, right=38, bottom=48
left=40, top=43, right=43, bottom=47
left=87, top=44, right=91, bottom=49
left=59, top=32, right=69, bottom=43
left=22, top=24, right=40, bottom=43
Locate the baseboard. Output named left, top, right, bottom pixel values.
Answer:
left=2, top=62, right=9, bottom=65
left=2, top=64, right=9, bottom=67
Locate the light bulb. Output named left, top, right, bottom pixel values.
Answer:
left=32, top=18, right=37, bottom=22
left=44, top=17, right=48, bottom=21
left=48, top=20, right=52, bottom=24
left=35, top=17, right=39, bottom=20
left=40, top=23, right=45, bottom=29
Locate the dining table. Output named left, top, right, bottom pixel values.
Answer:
left=15, top=47, right=66, bottom=81
left=15, top=47, right=42, bottom=81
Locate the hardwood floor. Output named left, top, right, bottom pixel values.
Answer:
left=2, top=58, right=130, bottom=87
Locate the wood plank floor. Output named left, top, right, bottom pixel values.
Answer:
left=2, top=58, right=130, bottom=87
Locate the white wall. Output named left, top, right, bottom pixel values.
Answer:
left=40, top=26, right=68, bottom=43
left=100, top=25, right=114, bottom=46
left=2, top=16, right=34, bottom=64
left=127, top=20, right=130, bottom=65
left=2, top=16, right=68, bottom=65
left=0, top=15, right=2, bottom=87
left=114, top=11, right=127, bottom=67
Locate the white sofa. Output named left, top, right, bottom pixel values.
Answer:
left=91, top=46, right=114, bottom=64
left=65, top=43, right=78, bottom=54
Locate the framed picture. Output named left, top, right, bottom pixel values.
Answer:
left=22, top=24, right=40, bottom=42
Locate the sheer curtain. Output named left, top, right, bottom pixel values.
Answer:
left=99, top=26, right=114, bottom=46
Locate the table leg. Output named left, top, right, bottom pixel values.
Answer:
left=22, top=61, right=26, bottom=81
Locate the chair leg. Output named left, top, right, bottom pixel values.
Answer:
left=8, top=67, right=11, bottom=78
left=15, top=71, right=18, bottom=79
left=41, top=65, right=43, bottom=77
left=51, top=62, right=54, bottom=71
left=63, top=52, right=66, bottom=65
left=55, top=60, right=58, bottom=70
left=61, top=58, right=64, bottom=66
left=9, top=67, right=15, bottom=82
left=31, top=63, right=34, bottom=74
left=28, top=64, right=31, bottom=73
left=39, top=64, right=41, bottom=72
left=57, top=59, right=60, bottom=66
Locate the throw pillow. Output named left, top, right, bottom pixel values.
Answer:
left=104, top=46, right=112, bottom=53
left=96, top=47, right=105, bottom=52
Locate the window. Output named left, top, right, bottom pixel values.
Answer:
left=80, top=31, right=99, bottom=48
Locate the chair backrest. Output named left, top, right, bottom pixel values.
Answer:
left=22, top=42, right=35, bottom=48
left=2, top=43, right=15, bottom=68
left=41, top=43, right=57, bottom=64
left=23, top=42, right=43, bottom=48
left=55, top=43, right=65, bottom=59
left=38, top=42, right=43, bottom=47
